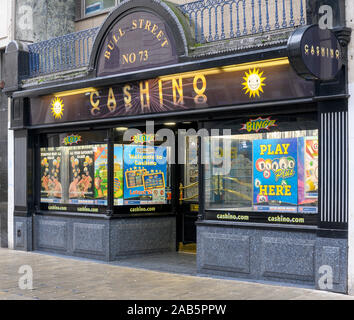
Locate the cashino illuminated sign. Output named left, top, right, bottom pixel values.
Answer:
left=30, top=58, right=315, bottom=126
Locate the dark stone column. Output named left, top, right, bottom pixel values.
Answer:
left=13, top=128, right=34, bottom=251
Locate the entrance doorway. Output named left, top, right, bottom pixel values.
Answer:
left=174, top=122, right=199, bottom=254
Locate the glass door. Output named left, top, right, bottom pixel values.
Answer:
left=177, top=127, right=199, bottom=253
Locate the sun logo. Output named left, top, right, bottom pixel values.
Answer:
left=50, top=97, right=64, bottom=119
left=242, top=68, right=266, bottom=98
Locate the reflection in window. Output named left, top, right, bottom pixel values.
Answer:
left=204, top=130, right=318, bottom=214
left=85, top=0, right=116, bottom=15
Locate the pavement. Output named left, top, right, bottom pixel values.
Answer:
left=0, top=248, right=353, bottom=300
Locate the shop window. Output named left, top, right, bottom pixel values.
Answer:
left=40, top=131, right=108, bottom=213
left=84, top=0, right=117, bottom=16
left=203, top=114, right=319, bottom=217
left=113, top=128, right=172, bottom=207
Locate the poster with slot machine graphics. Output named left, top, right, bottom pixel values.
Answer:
left=253, top=138, right=298, bottom=212
left=123, top=145, right=168, bottom=205
left=297, top=137, right=318, bottom=213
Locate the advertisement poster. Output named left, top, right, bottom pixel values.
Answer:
left=123, top=145, right=167, bottom=205
left=94, top=146, right=108, bottom=204
left=114, top=145, right=124, bottom=206
left=298, top=137, right=318, bottom=213
left=40, top=148, right=63, bottom=203
left=68, top=145, right=107, bottom=205
left=253, top=138, right=298, bottom=212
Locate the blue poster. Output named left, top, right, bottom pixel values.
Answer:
left=123, top=145, right=168, bottom=204
left=253, top=138, right=298, bottom=212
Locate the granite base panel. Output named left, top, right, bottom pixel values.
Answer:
left=15, top=215, right=176, bottom=262
left=109, top=216, right=176, bottom=259
left=197, top=223, right=348, bottom=294
left=33, top=215, right=110, bottom=261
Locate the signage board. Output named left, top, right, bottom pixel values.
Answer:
left=96, top=10, right=178, bottom=76
left=288, top=24, right=343, bottom=80
left=30, top=58, right=315, bottom=126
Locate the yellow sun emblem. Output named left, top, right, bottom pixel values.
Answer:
left=242, top=68, right=266, bottom=98
left=50, top=97, right=64, bottom=119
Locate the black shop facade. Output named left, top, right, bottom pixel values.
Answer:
left=5, top=1, right=350, bottom=293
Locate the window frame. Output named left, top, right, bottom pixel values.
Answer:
left=81, top=0, right=120, bottom=19
left=200, top=112, right=320, bottom=227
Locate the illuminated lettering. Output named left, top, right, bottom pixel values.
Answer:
left=132, top=19, right=137, bottom=29
left=107, top=87, right=117, bottom=112
left=145, top=20, right=151, bottom=31
left=304, top=44, right=309, bottom=55
left=104, top=51, right=111, bottom=60
left=107, top=40, right=114, bottom=51
left=161, top=39, right=169, bottom=47
left=139, top=19, right=144, bottom=28
left=129, top=53, right=136, bottom=63
left=156, top=30, right=164, bottom=41
left=123, top=84, right=132, bottom=108
left=321, top=47, right=326, bottom=57
left=151, top=24, right=158, bottom=35
left=158, top=80, right=163, bottom=106
left=140, top=81, right=150, bottom=109
left=90, top=90, right=100, bottom=115
left=172, top=77, right=184, bottom=105
left=122, top=54, right=129, bottom=65
left=193, top=74, right=207, bottom=104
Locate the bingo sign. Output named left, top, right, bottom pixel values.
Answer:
left=253, top=138, right=298, bottom=212
left=63, top=134, right=82, bottom=146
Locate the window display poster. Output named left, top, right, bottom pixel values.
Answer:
left=94, top=146, right=108, bottom=203
left=123, top=145, right=168, bottom=205
left=298, top=137, right=318, bottom=213
left=114, top=145, right=124, bottom=205
left=68, top=145, right=107, bottom=205
left=253, top=138, right=298, bottom=212
left=40, top=148, right=63, bottom=203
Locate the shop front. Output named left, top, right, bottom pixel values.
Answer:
left=5, top=0, right=350, bottom=293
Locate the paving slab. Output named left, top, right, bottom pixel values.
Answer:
left=0, top=248, right=353, bottom=300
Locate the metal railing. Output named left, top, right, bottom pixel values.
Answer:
left=26, top=0, right=307, bottom=78
left=179, top=0, right=306, bottom=43
left=27, top=27, right=99, bottom=78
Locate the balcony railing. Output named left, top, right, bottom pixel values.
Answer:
left=27, top=27, right=99, bottom=78
left=26, top=0, right=307, bottom=79
left=179, top=0, right=306, bottom=43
